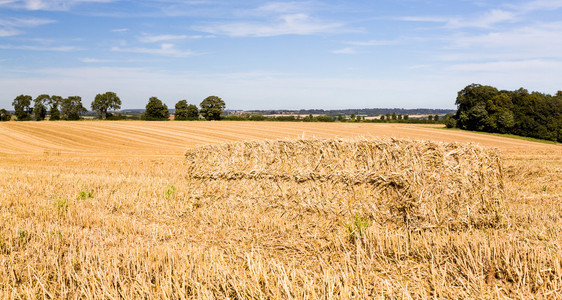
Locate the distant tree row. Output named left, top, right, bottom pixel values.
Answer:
left=1, top=93, right=226, bottom=121
left=141, top=95, right=225, bottom=121
left=449, top=84, right=562, bottom=142
left=223, top=112, right=449, bottom=124
left=11, top=94, right=87, bottom=121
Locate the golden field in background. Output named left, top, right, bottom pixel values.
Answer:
left=0, top=121, right=560, bottom=298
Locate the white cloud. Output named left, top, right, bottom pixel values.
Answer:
left=1, top=0, right=116, bottom=10
left=195, top=13, right=343, bottom=37
left=445, top=22, right=562, bottom=61
left=0, top=17, right=55, bottom=27
left=447, top=59, right=562, bottom=72
left=401, top=9, right=517, bottom=29
left=399, top=16, right=448, bottom=23
left=446, top=9, right=518, bottom=29
left=345, top=39, right=396, bottom=47
left=0, top=17, right=55, bottom=36
left=111, top=43, right=197, bottom=57
left=509, top=0, right=562, bottom=13
left=254, top=2, right=313, bottom=14
left=80, top=58, right=115, bottom=63
left=112, top=28, right=129, bottom=32
left=332, top=47, right=356, bottom=54
left=0, top=44, right=78, bottom=51
left=0, top=28, right=20, bottom=37
left=138, top=34, right=189, bottom=43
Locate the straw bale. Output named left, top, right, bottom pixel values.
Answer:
left=185, top=138, right=505, bottom=229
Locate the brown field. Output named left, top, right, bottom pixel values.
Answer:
left=0, top=121, right=560, bottom=299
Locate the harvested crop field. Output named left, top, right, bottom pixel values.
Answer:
left=0, top=121, right=560, bottom=298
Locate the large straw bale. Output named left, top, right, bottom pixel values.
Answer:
left=185, top=138, right=505, bottom=229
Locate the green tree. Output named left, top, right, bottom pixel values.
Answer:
left=49, top=95, right=62, bottom=121
left=391, top=112, right=397, bottom=120
left=174, top=100, right=189, bottom=120
left=61, top=96, right=87, bottom=120
left=33, top=94, right=50, bottom=121
left=316, top=115, right=335, bottom=122
left=91, top=91, right=121, bottom=119
left=455, top=84, right=498, bottom=130
left=186, top=104, right=199, bottom=120
left=142, top=97, right=170, bottom=120
left=0, top=109, right=11, bottom=121
left=200, top=96, right=225, bottom=120
left=12, top=94, right=33, bottom=121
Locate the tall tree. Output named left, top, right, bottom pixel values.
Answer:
left=186, top=104, right=199, bottom=120
left=0, top=109, right=11, bottom=121
left=12, top=94, right=33, bottom=121
left=455, top=84, right=498, bottom=130
left=452, top=84, right=561, bottom=142
left=33, top=94, right=50, bottom=121
left=142, top=97, right=169, bottom=120
left=49, top=95, right=62, bottom=121
left=200, top=96, right=225, bottom=120
left=61, top=96, right=87, bottom=120
left=91, top=91, right=121, bottom=119
left=174, top=100, right=189, bottom=120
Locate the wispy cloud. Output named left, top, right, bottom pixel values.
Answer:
left=138, top=34, right=189, bottom=43
left=0, top=17, right=55, bottom=36
left=509, top=0, right=562, bottom=13
left=446, top=9, right=518, bottom=29
left=80, top=57, right=115, bottom=63
left=345, top=39, right=396, bottom=47
left=111, top=43, right=197, bottom=57
left=195, top=13, right=343, bottom=37
left=111, top=28, right=129, bottom=33
left=447, top=59, right=562, bottom=72
left=138, top=34, right=213, bottom=43
left=0, top=44, right=78, bottom=51
left=2, top=0, right=117, bottom=11
left=332, top=47, right=356, bottom=55
left=444, top=21, right=562, bottom=61
left=253, top=1, right=315, bottom=14
left=0, top=28, right=20, bottom=37
left=400, top=9, right=517, bottom=29
left=400, top=0, right=562, bottom=29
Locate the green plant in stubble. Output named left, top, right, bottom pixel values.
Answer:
left=55, top=198, right=69, bottom=214
left=347, top=213, right=370, bottom=244
left=165, top=184, right=176, bottom=199
left=78, top=190, right=93, bottom=200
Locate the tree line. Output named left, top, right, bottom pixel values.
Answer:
left=1, top=92, right=226, bottom=121
left=447, top=84, right=562, bottom=142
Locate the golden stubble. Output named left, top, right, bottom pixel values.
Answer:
left=0, top=121, right=560, bottom=299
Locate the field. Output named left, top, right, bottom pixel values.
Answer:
left=0, top=121, right=560, bottom=298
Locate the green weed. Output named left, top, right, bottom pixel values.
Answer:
left=165, top=185, right=176, bottom=199
left=78, top=190, right=93, bottom=200
left=347, top=214, right=369, bottom=244
left=55, top=198, right=69, bottom=214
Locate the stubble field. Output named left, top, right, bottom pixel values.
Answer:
left=0, top=121, right=560, bottom=299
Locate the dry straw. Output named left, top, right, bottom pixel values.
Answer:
left=185, top=137, right=505, bottom=230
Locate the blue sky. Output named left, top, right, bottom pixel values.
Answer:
left=1, top=0, right=561, bottom=110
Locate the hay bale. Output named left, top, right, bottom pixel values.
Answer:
left=185, top=138, right=505, bottom=229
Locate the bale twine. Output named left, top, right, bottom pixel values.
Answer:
left=185, top=138, right=505, bottom=230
